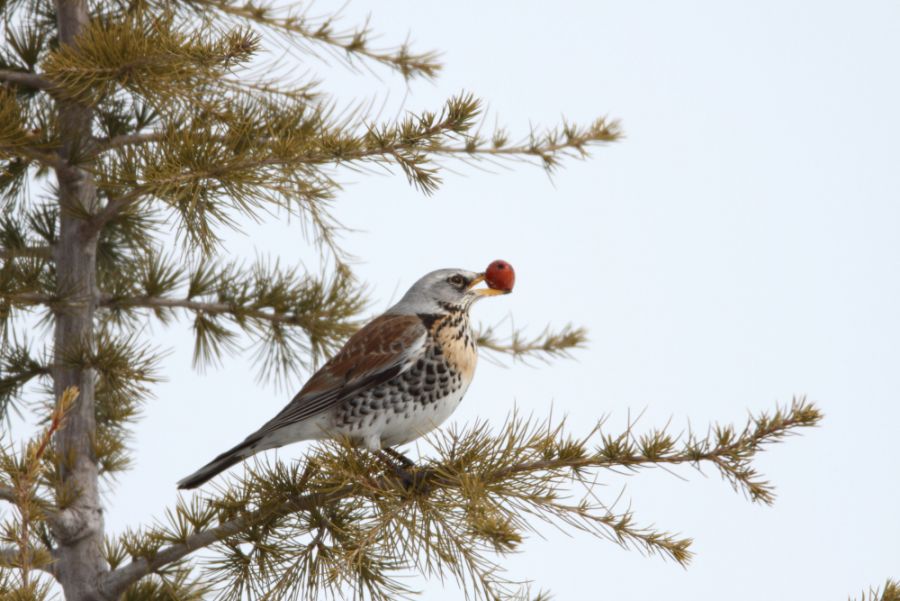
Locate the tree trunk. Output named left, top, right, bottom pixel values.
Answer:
left=51, top=1, right=106, bottom=600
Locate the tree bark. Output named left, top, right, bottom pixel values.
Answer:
left=52, top=2, right=106, bottom=600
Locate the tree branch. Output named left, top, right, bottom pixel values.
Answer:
left=99, top=484, right=355, bottom=598
left=85, top=97, right=616, bottom=240
left=426, top=118, right=622, bottom=169
left=0, top=544, right=59, bottom=579
left=0, top=246, right=53, bottom=261
left=0, top=544, right=17, bottom=563
left=476, top=324, right=587, bottom=361
left=94, top=131, right=165, bottom=153
left=84, top=128, right=599, bottom=234
left=0, top=70, right=53, bottom=91
left=431, top=140, right=606, bottom=158
left=100, top=399, right=820, bottom=595
left=102, top=450, right=692, bottom=595
left=79, top=189, right=143, bottom=239
left=99, top=295, right=322, bottom=326
left=0, top=485, right=15, bottom=503
left=81, top=141, right=402, bottom=234
left=186, top=0, right=441, bottom=79
left=0, top=292, right=54, bottom=306
left=850, top=579, right=900, bottom=601
left=0, top=145, right=67, bottom=171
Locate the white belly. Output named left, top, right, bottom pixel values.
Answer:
left=353, top=381, right=471, bottom=449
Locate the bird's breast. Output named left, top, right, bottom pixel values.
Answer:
left=330, top=337, right=473, bottom=447
left=432, top=313, right=477, bottom=381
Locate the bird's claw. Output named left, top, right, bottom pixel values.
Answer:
left=374, top=449, right=429, bottom=494
left=382, top=447, right=415, bottom=468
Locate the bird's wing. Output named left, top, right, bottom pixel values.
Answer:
left=253, top=313, right=428, bottom=436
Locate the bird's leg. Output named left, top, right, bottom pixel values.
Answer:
left=374, top=450, right=418, bottom=490
left=296, top=458, right=319, bottom=490
left=382, top=447, right=415, bottom=469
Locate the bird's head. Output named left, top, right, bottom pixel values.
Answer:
left=389, top=268, right=509, bottom=315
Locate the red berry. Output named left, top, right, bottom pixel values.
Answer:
left=485, top=260, right=515, bottom=291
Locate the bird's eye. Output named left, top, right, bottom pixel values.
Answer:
left=448, top=274, right=466, bottom=288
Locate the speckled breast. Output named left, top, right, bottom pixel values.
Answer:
left=332, top=311, right=477, bottom=447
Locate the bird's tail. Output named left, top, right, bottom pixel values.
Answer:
left=177, top=436, right=262, bottom=490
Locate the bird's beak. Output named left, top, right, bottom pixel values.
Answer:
left=467, top=273, right=510, bottom=296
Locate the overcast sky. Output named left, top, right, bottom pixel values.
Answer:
left=17, top=1, right=900, bottom=599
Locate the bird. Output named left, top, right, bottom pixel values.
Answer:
left=177, top=267, right=510, bottom=489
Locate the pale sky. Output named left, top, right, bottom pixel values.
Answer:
left=17, top=1, right=900, bottom=599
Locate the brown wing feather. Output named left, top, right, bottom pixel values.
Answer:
left=254, top=313, right=427, bottom=435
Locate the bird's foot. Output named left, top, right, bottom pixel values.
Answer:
left=374, top=450, right=427, bottom=493
left=382, top=447, right=415, bottom=469
left=296, top=459, right=319, bottom=490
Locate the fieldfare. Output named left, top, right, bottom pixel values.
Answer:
left=177, top=266, right=511, bottom=489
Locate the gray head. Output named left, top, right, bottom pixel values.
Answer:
left=388, top=268, right=508, bottom=316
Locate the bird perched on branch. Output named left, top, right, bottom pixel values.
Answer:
left=178, top=265, right=514, bottom=489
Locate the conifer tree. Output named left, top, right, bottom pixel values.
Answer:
left=0, top=1, right=864, bottom=600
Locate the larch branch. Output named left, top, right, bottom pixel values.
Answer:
left=0, top=292, right=54, bottom=305
left=82, top=113, right=610, bottom=242
left=87, top=119, right=616, bottom=215
left=99, top=402, right=818, bottom=593
left=431, top=141, right=603, bottom=158
left=82, top=136, right=450, bottom=233
left=94, top=131, right=165, bottom=153
left=0, top=485, right=16, bottom=503
left=98, top=484, right=357, bottom=598
left=100, top=295, right=319, bottom=326
left=187, top=0, right=441, bottom=79
left=0, top=544, right=59, bottom=578
left=0, top=246, right=53, bottom=261
left=0, top=544, right=16, bottom=563
left=476, top=325, right=588, bottom=360
left=427, top=127, right=622, bottom=163
left=80, top=189, right=143, bottom=239
left=99, top=451, right=704, bottom=593
left=0, top=70, right=53, bottom=91
left=0, top=145, right=67, bottom=171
